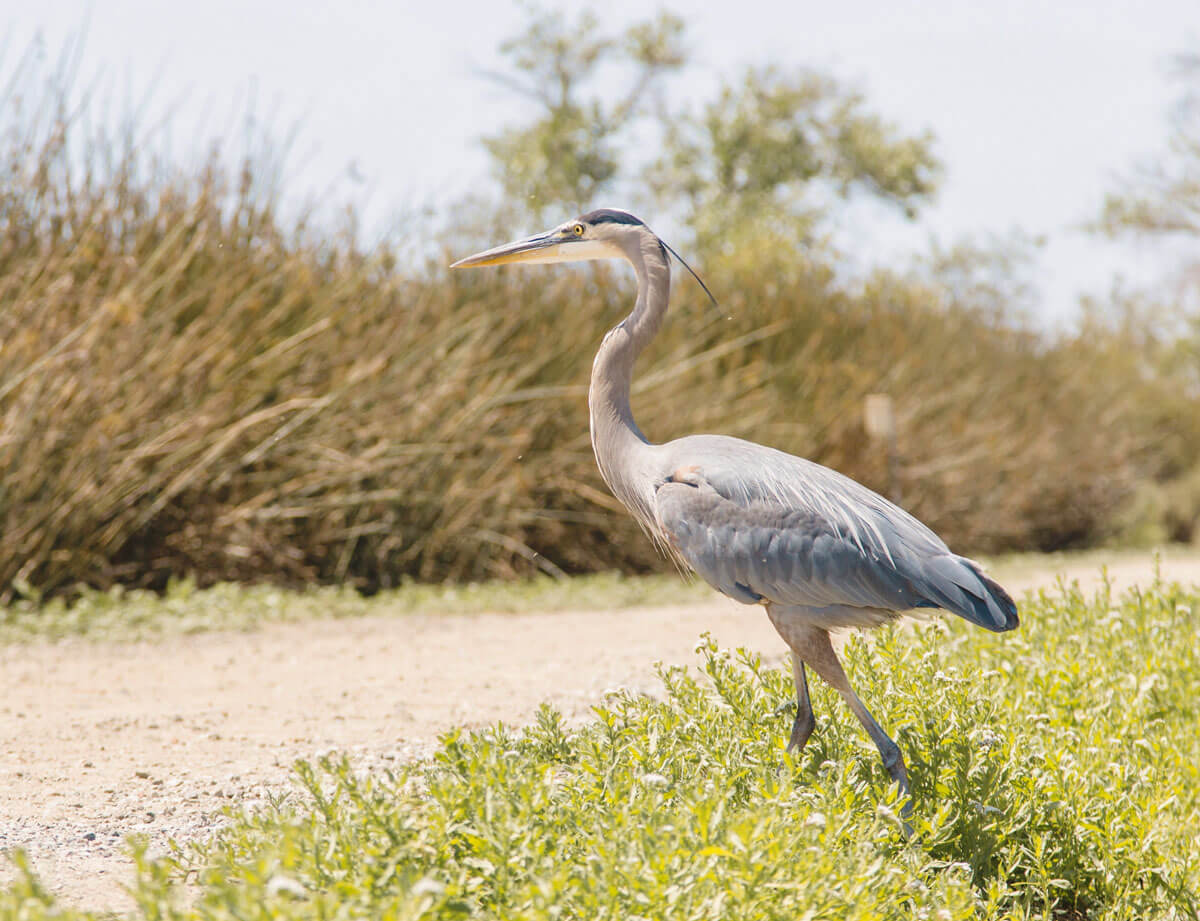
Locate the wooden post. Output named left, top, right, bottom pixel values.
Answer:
left=864, top=394, right=901, bottom=505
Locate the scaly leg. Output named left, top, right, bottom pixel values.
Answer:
left=767, top=610, right=911, bottom=814
left=787, top=653, right=815, bottom=753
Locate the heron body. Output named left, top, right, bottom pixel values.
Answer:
left=452, top=208, right=1018, bottom=809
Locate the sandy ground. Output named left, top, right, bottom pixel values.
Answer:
left=2, top=549, right=1199, bottom=912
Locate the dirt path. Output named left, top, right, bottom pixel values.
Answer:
left=3, top=550, right=1199, bottom=911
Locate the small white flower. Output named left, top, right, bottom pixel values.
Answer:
left=266, top=875, right=306, bottom=899
left=975, top=728, right=1002, bottom=751
left=412, top=877, right=445, bottom=898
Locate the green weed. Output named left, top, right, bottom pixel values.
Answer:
left=2, top=548, right=1186, bottom=644
left=0, top=571, right=709, bottom=643
left=4, top=580, right=1197, bottom=919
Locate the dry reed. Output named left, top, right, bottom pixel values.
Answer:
left=1, top=48, right=1195, bottom=599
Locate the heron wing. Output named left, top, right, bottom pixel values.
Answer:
left=652, top=436, right=1017, bottom=631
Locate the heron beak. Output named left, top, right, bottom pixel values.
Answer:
left=450, top=231, right=568, bottom=268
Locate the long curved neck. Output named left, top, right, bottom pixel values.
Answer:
left=589, top=232, right=670, bottom=515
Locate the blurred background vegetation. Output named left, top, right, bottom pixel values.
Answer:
left=1, top=6, right=1198, bottom=601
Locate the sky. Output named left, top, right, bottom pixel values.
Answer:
left=3, top=0, right=1197, bottom=325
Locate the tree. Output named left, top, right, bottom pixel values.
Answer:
left=481, top=5, right=686, bottom=218
left=481, top=5, right=940, bottom=251
left=647, top=67, right=940, bottom=252
left=1095, top=49, right=1200, bottom=352
left=1100, top=52, right=1200, bottom=241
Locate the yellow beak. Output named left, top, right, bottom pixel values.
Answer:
left=450, top=231, right=568, bottom=268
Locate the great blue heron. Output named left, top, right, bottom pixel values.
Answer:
left=452, top=209, right=1018, bottom=808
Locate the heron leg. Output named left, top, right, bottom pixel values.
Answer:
left=803, top=627, right=910, bottom=804
left=768, top=612, right=911, bottom=812
left=787, top=653, right=815, bottom=754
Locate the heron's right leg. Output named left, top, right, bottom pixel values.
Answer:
left=794, top=625, right=910, bottom=805
left=787, top=653, right=815, bottom=754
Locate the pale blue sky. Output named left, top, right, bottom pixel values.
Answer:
left=4, top=0, right=1197, bottom=324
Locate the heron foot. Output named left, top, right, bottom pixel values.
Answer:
left=786, top=707, right=815, bottom=754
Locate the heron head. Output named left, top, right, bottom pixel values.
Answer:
left=451, top=209, right=718, bottom=306
left=450, top=209, right=646, bottom=269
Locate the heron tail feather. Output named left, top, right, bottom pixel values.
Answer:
left=917, top=555, right=1019, bottom=632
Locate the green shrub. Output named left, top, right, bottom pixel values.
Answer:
left=4, top=579, right=1198, bottom=919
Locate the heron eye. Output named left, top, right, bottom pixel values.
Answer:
left=573, top=224, right=585, bottom=236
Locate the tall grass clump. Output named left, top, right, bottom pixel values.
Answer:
left=2, top=45, right=1198, bottom=599
left=3, top=578, right=1198, bottom=918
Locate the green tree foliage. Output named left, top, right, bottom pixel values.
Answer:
left=1099, top=52, right=1200, bottom=240
left=648, top=67, right=940, bottom=251
left=484, top=5, right=940, bottom=249
left=482, top=5, right=686, bottom=217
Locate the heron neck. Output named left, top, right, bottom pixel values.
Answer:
left=588, top=236, right=670, bottom=498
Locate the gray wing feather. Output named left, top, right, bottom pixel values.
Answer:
left=653, top=436, right=1017, bottom=631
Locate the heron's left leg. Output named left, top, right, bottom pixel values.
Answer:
left=787, top=653, right=815, bottom=753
